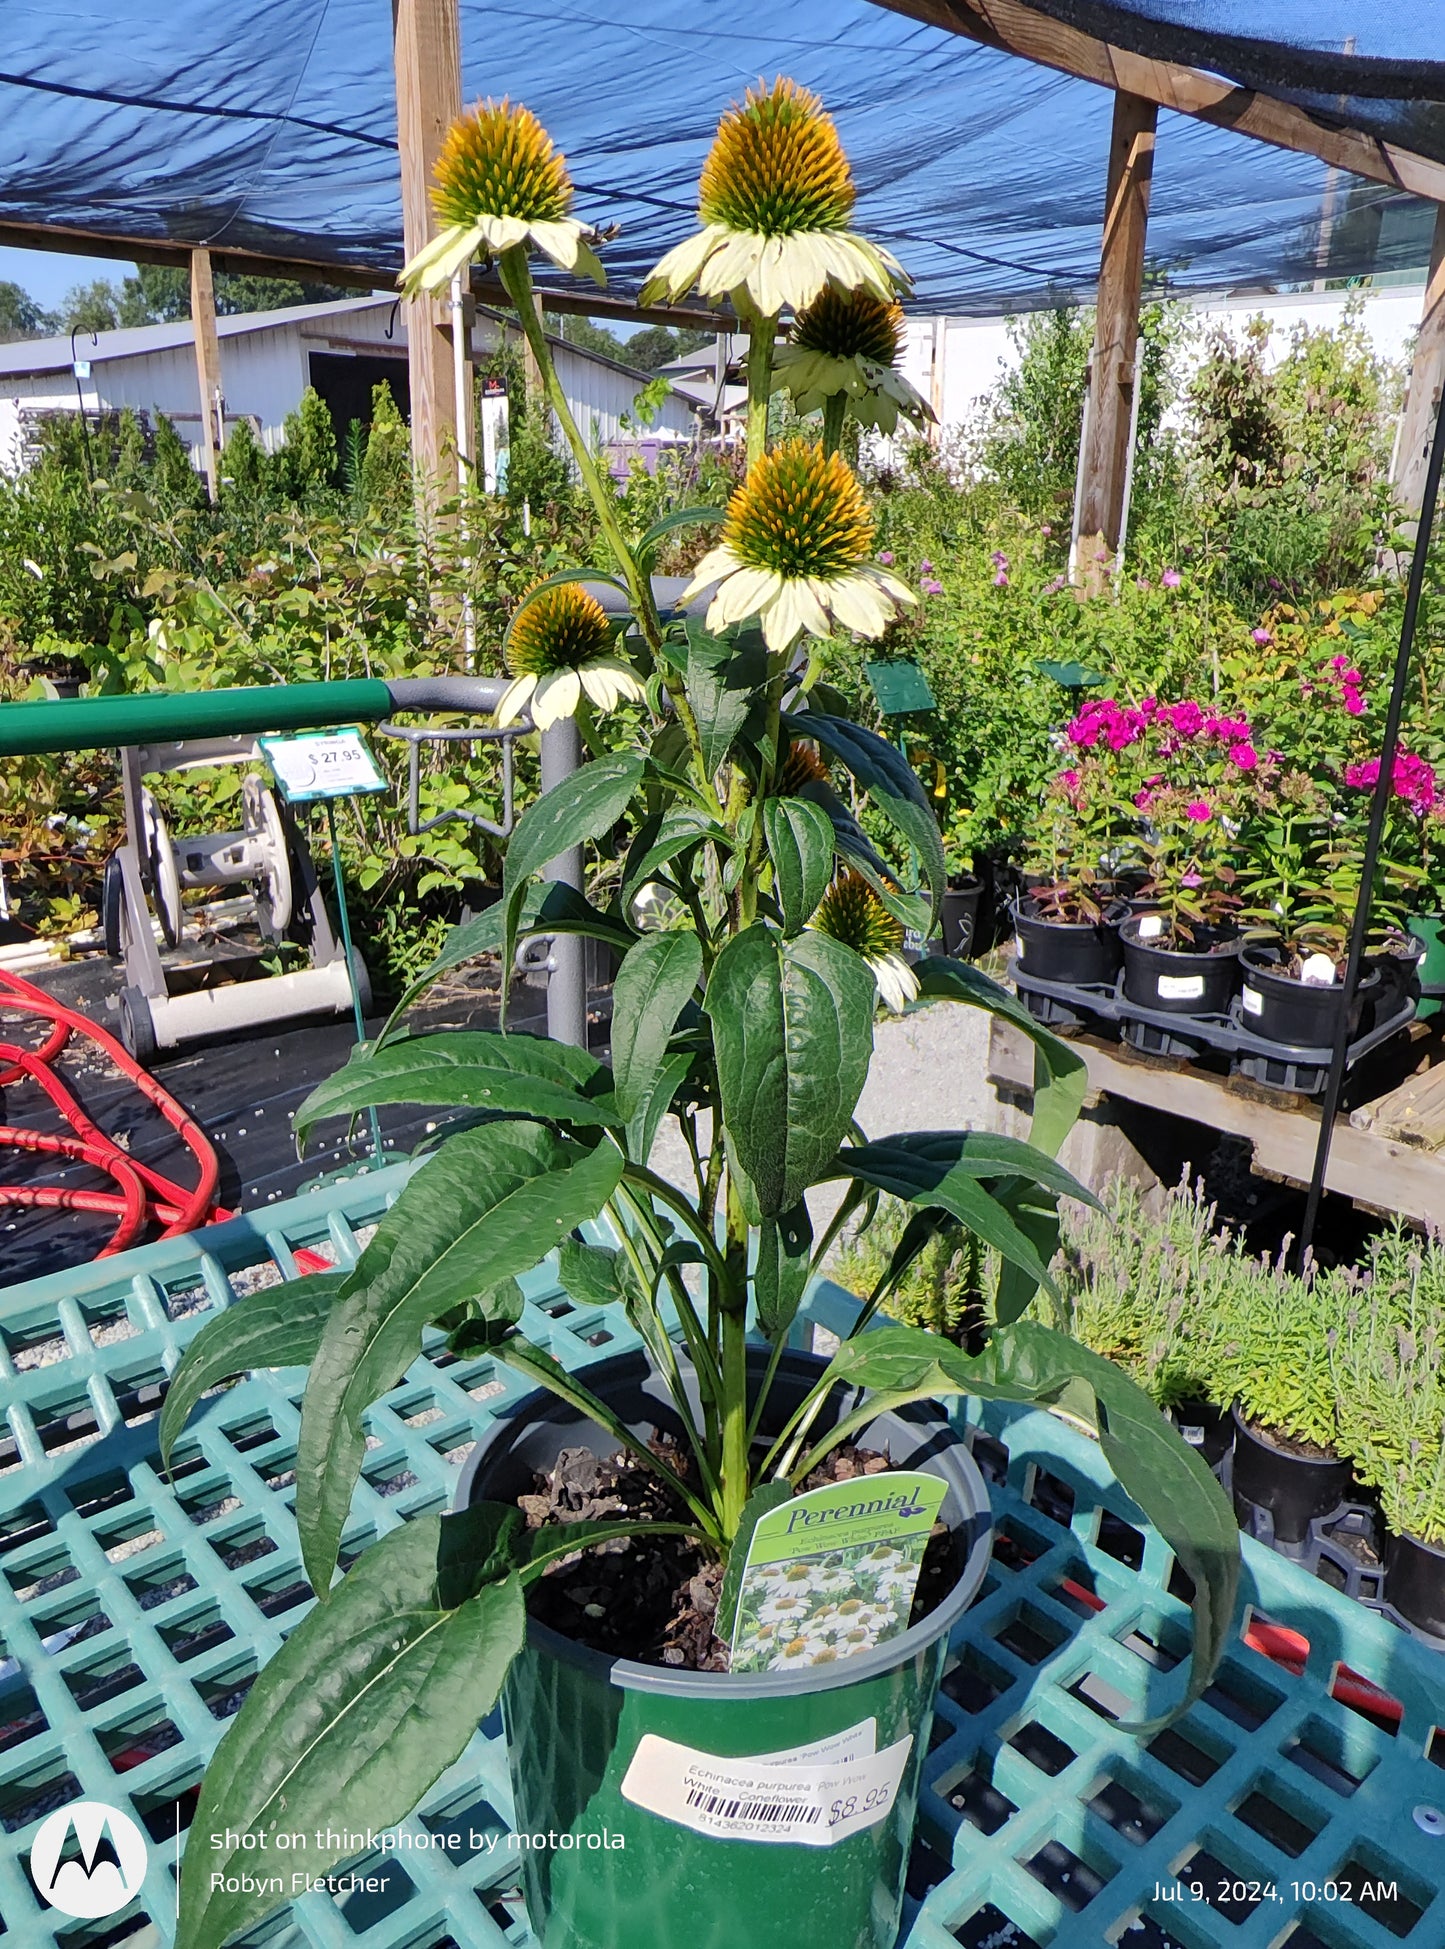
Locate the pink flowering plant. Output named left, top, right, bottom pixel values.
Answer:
left=1022, top=753, right=1129, bottom=922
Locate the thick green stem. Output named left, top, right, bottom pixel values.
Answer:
left=821, top=392, right=848, bottom=456
left=745, top=315, right=777, bottom=468
left=720, top=1305, right=750, bottom=1538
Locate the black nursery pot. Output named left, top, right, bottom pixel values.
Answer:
left=1013, top=898, right=1124, bottom=986
left=1384, top=1529, right=1445, bottom=1639
left=1119, top=915, right=1241, bottom=1017
left=940, top=876, right=985, bottom=959
left=1230, top=1406, right=1354, bottom=1546
left=1238, top=944, right=1379, bottom=1047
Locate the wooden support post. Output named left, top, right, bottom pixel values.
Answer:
left=392, top=0, right=472, bottom=493
left=190, top=248, right=224, bottom=501
left=1075, top=91, right=1157, bottom=592
left=1393, top=205, right=1445, bottom=521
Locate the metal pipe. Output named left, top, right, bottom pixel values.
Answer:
left=540, top=717, right=588, bottom=1049
left=1295, top=373, right=1445, bottom=1269
left=0, top=680, right=396, bottom=757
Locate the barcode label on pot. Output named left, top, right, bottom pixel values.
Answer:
left=1156, top=973, right=1205, bottom=1000
left=620, top=1726, right=912, bottom=1848
left=1242, top=985, right=1264, bottom=1016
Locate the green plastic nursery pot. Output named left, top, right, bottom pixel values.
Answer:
left=457, top=1346, right=993, bottom=1949
left=1407, top=913, right=1445, bottom=1020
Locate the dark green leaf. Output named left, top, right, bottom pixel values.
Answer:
left=501, top=755, right=645, bottom=993
left=1036, top=658, right=1104, bottom=689
left=754, top=1201, right=813, bottom=1341
left=382, top=881, right=633, bottom=1041
left=992, top=1183, right=1062, bottom=1327
left=621, top=807, right=728, bottom=909
left=637, top=505, right=725, bottom=571
left=159, top=1273, right=346, bottom=1473
left=792, top=711, right=946, bottom=920
left=294, top=1031, right=617, bottom=1146
left=717, top=1480, right=794, bottom=1640
left=838, top=1131, right=1093, bottom=1205
left=685, top=619, right=769, bottom=774
left=296, top=1123, right=623, bottom=1592
left=434, top=1500, right=530, bottom=1607
left=818, top=1321, right=1239, bottom=1723
left=178, top=1518, right=525, bottom=1949
left=762, top=798, right=835, bottom=936
left=626, top=1048, right=694, bottom=1166
left=704, top=924, right=875, bottom=1218
left=610, top=931, right=703, bottom=1125
left=556, top=1236, right=631, bottom=1309
left=914, top=956, right=1087, bottom=1156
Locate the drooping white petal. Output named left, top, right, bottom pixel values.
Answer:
left=870, top=952, right=918, bottom=1014
left=400, top=222, right=486, bottom=295
left=494, top=673, right=538, bottom=726
left=833, top=576, right=892, bottom=637
left=787, top=576, right=833, bottom=641
left=759, top=581, right=807, bottom=653
left=715, top=565, right=784, bottom=619
left=531, top=669, right=582, bottom=729
left=527, top=219, right=583, bottom=267
left=679, top=543, right=740, bottom=606
left=579, top=656, right=644, bottom=712
left=477, top=214, right=532, bottom=253
left=569, top=236, right=608, bottom=288
left=640, top=226, right=724, bottom=306
left=868, top=566, right=920, bottom=609
left=699, top=229, right=765, bottom=300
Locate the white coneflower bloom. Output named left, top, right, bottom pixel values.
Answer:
left=641, top=79, right=903, bottom=315
left=401, top=99, right=605, bottom=296
left=680, top=440, right=914, bottom=655
left=773, top=286, right=933, bottom=435
left=494, top=581, right=643, bottom=730
left=809, top=872, right=919, bottom=1014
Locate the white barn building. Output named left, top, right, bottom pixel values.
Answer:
left=0, top=295, right=703, bottom=478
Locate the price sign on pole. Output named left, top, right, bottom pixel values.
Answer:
left=258, top=728, right=389, bottom=1162
left=257, top=727, right=387, bottom=803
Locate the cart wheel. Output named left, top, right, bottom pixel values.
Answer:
left=101, top=854, right=126, bottom=959
left=139, top=788, right=184, bottom=950
left=242, top=775, right=294, bottom=940
left=118, top=986, right=157, bottom=1064
left=348, top=948, right=373, bottom=1018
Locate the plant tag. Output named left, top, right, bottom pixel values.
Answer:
left=259, top=727, right=387, bottom=802
left=1138, top=913, right=1165, bottom=939
left=1300, top=952, right=1337, bottom=986
left=619, top=1723, right=913, bottom=1848
left=1156, top=973, right=1204, bottom=1000
left=1014, top=934, right=1025, bottom=959
left=728, top=1470, right=946, bottom=1673
left=1242, top=985, right=1264, bottom=1016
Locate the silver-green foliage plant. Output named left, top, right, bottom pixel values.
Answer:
left=1333, top=1231, right=1445, bottom=1545
left=159, top=83, right=1240, bottom=1949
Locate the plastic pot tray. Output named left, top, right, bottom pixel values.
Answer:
left=3, top=1170, right=1445, bottom=1947
left=1011, top=957, right=1417, bottom=1096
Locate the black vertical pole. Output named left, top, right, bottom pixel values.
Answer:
left=1294, top=379, right=1445, bottom=1269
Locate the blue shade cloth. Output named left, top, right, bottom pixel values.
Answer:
left=0, top=1, right=1440, bottom=315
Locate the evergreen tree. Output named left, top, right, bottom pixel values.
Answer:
left=358, top=382, right=411, bottom=511
left=276, top=385, right=338, bottom=496
left=219, top=416, right=269, bottom=498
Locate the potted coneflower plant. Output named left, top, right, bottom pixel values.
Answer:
left=162, top=82, right=1238, bottom=1949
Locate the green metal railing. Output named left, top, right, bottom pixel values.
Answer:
left=1, top=1172, right=1443, bottom=1947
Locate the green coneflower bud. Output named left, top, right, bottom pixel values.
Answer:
left=725, top=439, right=874, bottom=580
left=777, top=740, right=831, bottom=795
left=506, top=581, right=612, bottom=677
left=791, top=286, right=903, bottom=365
left=495, top=581, right=643, bottom=730
left=431, top=99, right=574, bottom=229
left=681, top=440, right=914, bottom=652
left=699, top=78, right=855, bottom=239
left=812, top=871, right=904, bottom=960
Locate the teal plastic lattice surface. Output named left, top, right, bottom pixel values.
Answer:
left=2, top=1171, right=1445, bottom=1949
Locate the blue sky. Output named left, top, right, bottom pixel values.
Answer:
left=0, top=245, right=123, bottom=314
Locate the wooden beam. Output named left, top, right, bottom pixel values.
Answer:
left=1076, top=92, right=1155, bottom=589
left=1393, top=205, right=1445, bottom=518
left=392, top=0, right=468, bottom=489
left=0, top=217, right=729, bottom=332
left=872, top=0, right=1445, bottom=202
left=189, top=248, right=224, bottom=501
